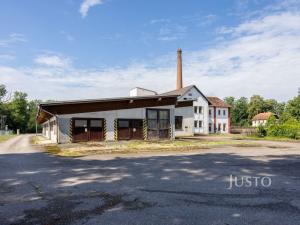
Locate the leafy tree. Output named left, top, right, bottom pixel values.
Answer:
left=248, top=95, right=265, bottom=120
left=231, top=97, right=249, bottom=126
left=264, top=99, right=285, bottom=116
left=285, top=95, right=300, bottom=121
left=27, top=100, right=42, bottom=133
left=7, top=92, right=29, bottom=133
left=0, top=84, right=7, bottom=102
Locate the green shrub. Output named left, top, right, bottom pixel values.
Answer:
left=266, top=118, right=300, bottom=139
left=257, top=124, right=267, bottom=137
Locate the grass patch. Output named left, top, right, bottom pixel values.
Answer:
left=233, top=135, right=300, bottom=142
left=41, top=139, right=264, bottom=158
left=0, top=134, right=16, bottom=143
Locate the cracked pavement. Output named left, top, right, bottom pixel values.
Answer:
left=0, top=134, right=300, bottom=225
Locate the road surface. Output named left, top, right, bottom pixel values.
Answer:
left=0, top=135, right=300, bottom=225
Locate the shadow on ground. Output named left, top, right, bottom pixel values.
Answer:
left=1, top=149, right=300, bottom=225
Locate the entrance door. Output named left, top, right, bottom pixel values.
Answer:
left=146, top=109, right=170, bottom=139
left=117, top=119, right=143, bottom=140
left=131, top=119, right=143, bottom=140
left=73, top=119, right=88, bottom=142
left=72, top=118, right=104, bottom=142
left=89, top=119, right=104, bottom=141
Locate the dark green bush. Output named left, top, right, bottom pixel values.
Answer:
left=257, top=124, right=267, bottom=137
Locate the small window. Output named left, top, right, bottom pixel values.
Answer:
left=175, top=116, right=183, bottom=130
left=188, top=93, right=192, bottom=96
left=194, top=106, right=198, bottom=114
left=223, top=123, right=226, bottom=131
left=209, top=109, right=211, bottom=116
left=118, top=120, right=129, bottom=128
left=209, top=123, right=212, bottom=132
left=199, top=106, right=202, bottom=114
left=218, top=110, right=221, bottom=116
left=218, top=123, right=221, bottom=131
left=223, top=110, right=226, bottom=116
left=199, top=120, right=203, bottom=128
left=194, top=120, right=198, bottom=128
left=75, top=120, right=87, bottom=127
left=90, top=119, right=103, bottom=127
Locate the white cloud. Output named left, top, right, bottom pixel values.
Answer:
left=1, top=8, right=300, bottom=102
left=34, top=54, right=71, bottom=68
left=0, top=33, right=27, bottom=47
left=79, top=0, right=103, bottom=18
left=0, top=54, right=15, bottom=60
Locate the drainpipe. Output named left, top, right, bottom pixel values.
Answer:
left=213, top=106, right=216, bottom=133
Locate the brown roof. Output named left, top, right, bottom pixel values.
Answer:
left=161, top=85, right=210, bottom=102
left=207, top=97, right=231, bottom=108
left=252, top=112, right=275, bottom=121
left=161, top=85, right=195, bottom=96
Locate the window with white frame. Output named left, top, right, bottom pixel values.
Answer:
left=199, top=120, right=203, bottom=128
left=194, top=106, right=198, bottom=114
left=199, top=106, right=202, bottom=114
left=194, top=120, right=198, bottom=128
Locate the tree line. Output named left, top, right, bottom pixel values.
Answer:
left=224, top=94, right=300, bottom=127
left=0, top=84, right=41, bottom=133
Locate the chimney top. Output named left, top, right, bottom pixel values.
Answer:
left=176, top=48, right=183, bottom=90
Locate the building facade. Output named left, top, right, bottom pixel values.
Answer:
left=37, top=49, right=231, bottom=143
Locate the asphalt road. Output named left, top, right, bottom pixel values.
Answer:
left=0, top=135, right=300, bottom=225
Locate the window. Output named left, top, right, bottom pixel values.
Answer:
left=188, top=93, right=192, bottom=96
left=218, top=123, right=221, bottom=131
left=194, top=106, right=198, bottom=114
left=90, top=119, right=103, bottom=127
left=209, top=109, right=211, bottom=116
left=223, top=123, right=226, bottom=132
left=75, top=120, right=87, bottom=127
left=118, top=120, right=129, bottom=128
left=175, top=116, right=183, bottom=130
left=199, top=106, right=202, bottom=114
left=147, top=109, right=158, bottom=129
left=218, top=110, right=221, bottom=116
left=194, top=120, right=198, bottom=128
left=223, top=110, right=226, bottom=116
left=209, top=123, right=212, bottom=132
left=199, top=120, right=203, bottom=128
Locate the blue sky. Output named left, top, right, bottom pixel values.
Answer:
left=0, top=0, right=300, bottom=101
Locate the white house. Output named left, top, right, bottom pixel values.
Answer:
left=38, top=49, right=231, bottom=143
left=252, top=112, right=277, bottom=127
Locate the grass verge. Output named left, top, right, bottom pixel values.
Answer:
left=37, top=139, right=262, bottom=158
left=0, top=134, right=16, bottom=143
left=233, top=135, right=300, bottom=142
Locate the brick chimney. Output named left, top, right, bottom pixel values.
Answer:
left=176, top=48, right=183, bottom=90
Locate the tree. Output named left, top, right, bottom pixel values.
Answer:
left=0, top=84, right=7, bottom=102
left=7, top=92, right=29, bottom=133
left=264, top=99, right=285, bottom=116
left=248, top=95, right=265, bottom=120
left=27, top=100, right=42, bottom=133
left=285, top=95, right=300, bottom=121
left=232, top=97, right=249, bottom=126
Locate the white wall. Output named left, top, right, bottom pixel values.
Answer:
left=57, top=105, right=175, bottom=143
left=174, top=106, right=194, bottom=136
left=177, top=87, right=209, bottom=135
left=252, top=120, right=267, bottom=127
left=41, top=116, right=57, bottom=142
left=208, top=107, right=230, bottom=133
left=129, top=88, right=157, bottom=97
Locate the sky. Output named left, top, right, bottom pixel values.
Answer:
left=0, top=0, right=300, bottom=102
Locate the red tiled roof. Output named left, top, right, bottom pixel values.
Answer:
left=252, top=112, right=275, bottom=121
left=207, top=97, right=231, bottom=108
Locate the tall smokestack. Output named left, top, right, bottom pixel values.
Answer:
left=177, top=48, right=183, bottom=90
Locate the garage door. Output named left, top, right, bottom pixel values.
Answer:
left=72, top=118, right=104, bottom=142
left=117, top=119, right=143, bottom=140
left=146, top=109, right=170, bottom=139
